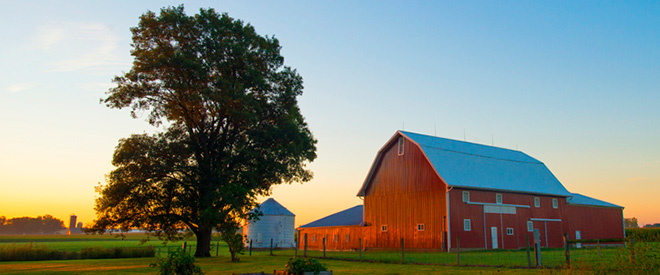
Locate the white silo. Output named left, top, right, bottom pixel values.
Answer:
left=243, top=198, right=295, bottom=248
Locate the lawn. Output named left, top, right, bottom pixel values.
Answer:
left=1, top=234, right=657, bottom=274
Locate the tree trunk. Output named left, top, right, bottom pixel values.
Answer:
left=194, top=227, right=212, bottom=257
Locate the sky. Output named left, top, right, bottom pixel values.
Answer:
left=1, top=1, right=659, bottom=229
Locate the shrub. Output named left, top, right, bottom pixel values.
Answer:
left=284, top=257, right=328, bottom=275
left=626, top=228, right=660, bottom=243
left=151, top=248, right=204, bottom=275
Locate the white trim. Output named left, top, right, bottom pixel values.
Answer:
left=496, top=193, right=503, bottom=204
left=463, top=219, right=472, bottom=231
left=446, top=192, right=451, bottom=252
left=552, top=198, right=558, bottom=209
left=467, top=201, right=530, bottom=208
left=530, top=218, right=562, bottom=222
left=462, top=191, right=470, bottom=202
left=534, top=197, right=540, bottom=207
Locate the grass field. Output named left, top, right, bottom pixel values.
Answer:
left=1, top=234, right=657, bottom=274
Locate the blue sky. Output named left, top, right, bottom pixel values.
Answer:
left=1, top=1, right=658, bottom=227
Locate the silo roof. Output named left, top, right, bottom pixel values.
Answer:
left=249, top=198, right=295, bottom=216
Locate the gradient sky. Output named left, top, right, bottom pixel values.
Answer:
left=1, top=1, right=659, bottom=229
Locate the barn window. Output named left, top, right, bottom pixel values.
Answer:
left=312, top=235, right=316, bottom=242
left=534, top=197, right=540, bottom=207
left=417, top=224, right=425, bottom=231
left=462, top=191, right=470, bottom=202
left=463, top=219, right=471, bottom=231
left=381, top=225, right=388, bottom=232
left=506, top=228, right=514, bottom=235
left=334, top=234, right=338, bottom=242
left=527, top=221, right=534, bottom=232
left=496, top=193, right=503, bottom=204
left=552, top=198, right=558, bottom=209
left=398, top=137, right=405, bottom=156
left=346, top=234, right=350, bottom=242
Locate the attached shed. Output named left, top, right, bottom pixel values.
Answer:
left=297, top=205, right=364, bottom=251
left=243, top=198, right=295, bottom=248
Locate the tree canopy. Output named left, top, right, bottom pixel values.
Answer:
left=89, top=5, right=316, bottom=258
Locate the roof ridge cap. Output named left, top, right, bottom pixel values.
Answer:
left=418, top=144, right=542, bottom=164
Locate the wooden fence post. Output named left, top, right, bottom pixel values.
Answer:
left=401, top=238, right=405, bottom=264
left=270, top=238, right=274, bottom=256
left=630, top=237, right=636, bottom=263
left=564, top=233, right=570, bottom=269
left=526, top=235, right=531, bottom=268
left=456, top=236, right=460, bottom=265
left=323, top=237, right=326, bottom=258
left=216, top=241, right=219, bottom=257
left=295, top=234, right=298, bottom=257
left=182, top=242, right=187, bottom=252
left=359, top=238, right=362, bottom=261
left=304, top=233, right=308, bottom=258
left=597, top=239, right=601, bottom=257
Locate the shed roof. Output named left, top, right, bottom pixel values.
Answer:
left=568, top=193, right=623, bottom=208
left=298, top=205, right=363, bottom=228
left=357, top=131, right=572, bottom=197
left=249, top=198, right=295, bottom=216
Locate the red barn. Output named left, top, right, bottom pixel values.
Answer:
left=298, top=131, right=624, bottom=250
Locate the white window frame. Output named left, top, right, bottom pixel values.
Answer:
left=496, top=193, right=503, bottom=204
left=417, top=224, right=425, bottom=231
left=312, top=235, right=316, bottom=242
left=462, top=191, right=470, bottom=202
left=463, top=219, right=471, bottom=231
left=398, top=137, right=405, bottom=156
left=334, top=234, right=338, bottom=242
left=534, top=197, right=540, bottom=208
left=506, top=227, right=514, bottom=235
left=552, top=198, right=558, bottom=209
left=527, top=221, right=534, bottom=232
left=381, top=225, right=388, bottom=232
left=345, top=234, right=350, bottom=242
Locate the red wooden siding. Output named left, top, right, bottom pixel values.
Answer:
left=449, top=188, right=568, bottom=249
left=297, top=226, right=364, bottom=251
left=363, top=137, right=448, bottom=249
left=566, top=205, right=624, bottom=241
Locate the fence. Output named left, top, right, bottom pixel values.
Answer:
left=275, top=235, right=653, bottom=270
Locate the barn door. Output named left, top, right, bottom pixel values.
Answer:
left=491, top=227, right=498, bottom=249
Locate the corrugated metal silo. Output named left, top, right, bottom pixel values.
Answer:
left=243, top=198, right=295, bottom=248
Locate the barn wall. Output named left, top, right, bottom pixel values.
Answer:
left=297, top=226, right=364, bottom=250
left=566, top=205, right=624, bottom=241
left=449, top=188, right=567, bottom=249
left=363, top=136, right=448, bottom=249
left=245, top=215, right=295, bottom=248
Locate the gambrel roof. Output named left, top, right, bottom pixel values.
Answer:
left=357, top=131, right=572, bottom=197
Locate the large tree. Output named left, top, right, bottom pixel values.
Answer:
left=89, top=6, right=316, bottom=258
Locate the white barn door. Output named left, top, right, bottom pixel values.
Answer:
left=491, top=227, right=498, bottom=249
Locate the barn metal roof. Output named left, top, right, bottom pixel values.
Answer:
left=357, top=131, right=572, bottom=197
left=298, top=205, right=363, bottom=228
left=249, top=198, right=295, bottom=216
left=568, top=193, right=623, bottom=208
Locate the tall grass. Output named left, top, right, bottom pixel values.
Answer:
left=626, top=228, right=660, bottom=243
left=0, top=243, right=155, bottom=261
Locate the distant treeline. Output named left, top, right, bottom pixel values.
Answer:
left=0, top=215, right=66, bottom=235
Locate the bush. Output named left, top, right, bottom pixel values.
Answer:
left=284, top=257, right=328, bottom=275
left=151, top=248, right=204, bottom=275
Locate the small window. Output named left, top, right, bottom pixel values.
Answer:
left=552, top=198, right=558, bottom=209
left=312, top=235, right=316, bottom=242
left=334, top=234, right=338, bottom=242
left=527, top=221, right=534, bottom=232
left=346, top=234, right=350, bottom=242
left=506, top=228, right=514, bottom=235
left=462, top=191, right=470, bottom=202
left=534, top=197, right=540, bottom=207
left=398, top=137, right=405, bottom=155
left=381, top=225, right=388, bottom=232
left=496, top=193, right=503, bottom=204
left=417, top=224, right=425, bottom=231
left=463, top=219, right=471, bottom=231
